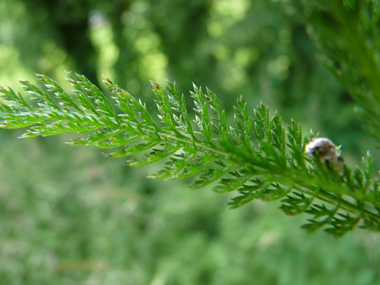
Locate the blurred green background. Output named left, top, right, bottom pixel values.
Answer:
left=0, top=0, right=379, bottom=284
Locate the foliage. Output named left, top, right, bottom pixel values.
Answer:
left=292, top=0, right=380, bottom=143
left=2, top=136, right=379, bottom=285
left=1, top=71, right=380, bottom=236
left=1, top=0, right=380, bottom=284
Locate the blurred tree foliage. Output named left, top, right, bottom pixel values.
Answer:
left=0, top=0, right=380, bottom=284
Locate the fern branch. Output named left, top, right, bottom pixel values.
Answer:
left=1, top=72, right=380, bottom=236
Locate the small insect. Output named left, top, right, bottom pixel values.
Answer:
left=305, top=137, right=344, bottom=173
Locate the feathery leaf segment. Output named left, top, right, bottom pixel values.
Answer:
left=0, top=72, right=379, bottom=236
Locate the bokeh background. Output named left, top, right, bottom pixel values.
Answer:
left=0, top=0, right=379, bottom=284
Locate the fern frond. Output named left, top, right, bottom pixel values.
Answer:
left=1, top=72, right=380, bottom=236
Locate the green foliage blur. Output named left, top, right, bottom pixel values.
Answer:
left=0, top=0, right=379, bottom=284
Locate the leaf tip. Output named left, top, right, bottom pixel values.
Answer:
left=102, top=152, right=114, bottom=158
left=150, top=80, right=160, bottom=90
left=18, top=133, right=30, bottom=139
left=102, top=74, right=113, bottom=84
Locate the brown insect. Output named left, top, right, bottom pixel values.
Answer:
left=305, top=138, right=344, bottom=173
